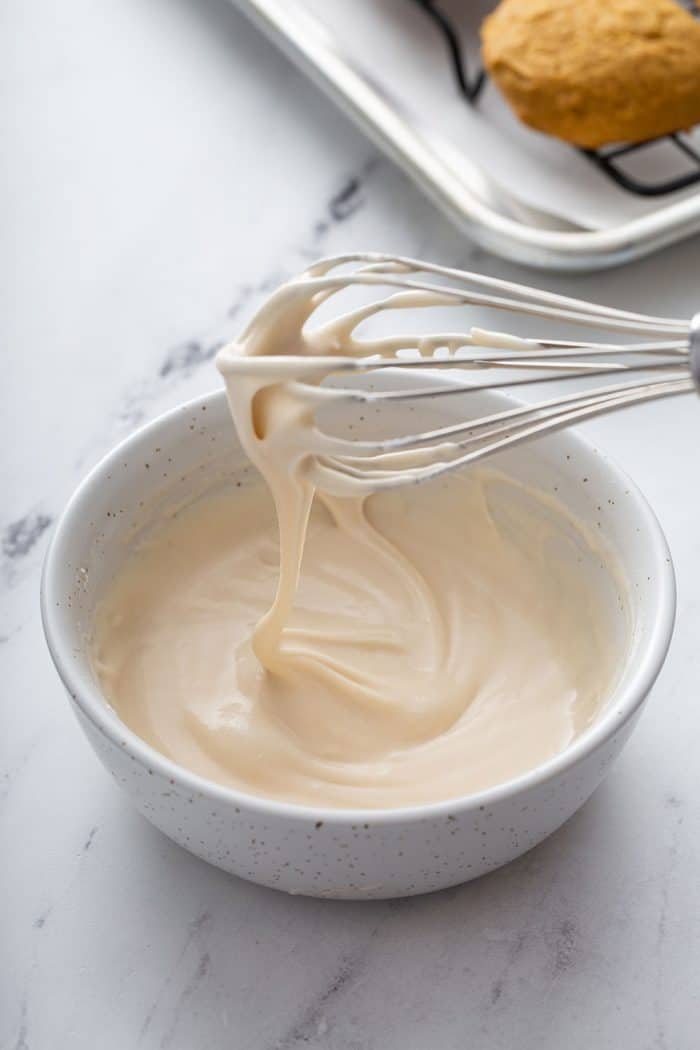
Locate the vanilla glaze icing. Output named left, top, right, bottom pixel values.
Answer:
left=92, top=262, right=623, bottom=808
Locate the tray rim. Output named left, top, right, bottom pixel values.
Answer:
left=231, top=0, right=700, bottom=272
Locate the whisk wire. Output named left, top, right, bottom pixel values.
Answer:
left=219, top=254, right=699, bottom=496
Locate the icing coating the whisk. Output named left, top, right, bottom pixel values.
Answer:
left=92, top=256, right=631, bottom=807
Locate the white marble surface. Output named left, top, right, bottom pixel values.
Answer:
left=2, top=1, right=700, bottom=1047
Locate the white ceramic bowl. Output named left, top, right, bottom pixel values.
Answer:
left=41, top=380, right=675, bottom=899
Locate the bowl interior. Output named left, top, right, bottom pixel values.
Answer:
left=42, top=380, right=675, bottom=805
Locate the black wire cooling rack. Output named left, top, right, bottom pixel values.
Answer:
left=412, top=0, right=700, bottom=198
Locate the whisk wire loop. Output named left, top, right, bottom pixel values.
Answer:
left=218, top=254, right=697, bottom=496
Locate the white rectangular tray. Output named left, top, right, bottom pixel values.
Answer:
left=231, top=0, right=700, bottom=271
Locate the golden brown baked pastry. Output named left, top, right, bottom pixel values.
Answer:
left=481, top=0, right=700, bottom=148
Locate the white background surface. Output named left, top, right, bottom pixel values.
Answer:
left=2, top=2, right=699, bottom=1047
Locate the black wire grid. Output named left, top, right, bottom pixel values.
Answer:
left=412, top=0, right=700, bottom=197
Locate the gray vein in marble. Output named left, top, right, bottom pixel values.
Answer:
left=12, top=999, right=29, bottom=1050
left=75, top=154, right=383, bottom=465
left=2, top=512, right=53, bottom=560
left=1, top=512, right=54, bottom=589
left=227, top=270, right=289, bottom=323
left=158, top=340, right=224, bottom=379
left=273, top=944, right=370, bottom=1050
left=547, top=917, right=581, bottom=976
left=158, top=951, right=212, bottom=1050
left=156, top=156, right=379, bottom=385
left=308, top=155, right=380, bottom=246
left=17, top=815, right=107, bottom=947
left=33, top=908, right=51, bottom=931
left=138, top=911, right=212, bottom=1046
left=82, top=825, right=99, bottom=854
left=487, top=930, right=528, bottom=1008
left=1, top=730, right=49, bottom=804
left=328, top=175, right=365, bottom=222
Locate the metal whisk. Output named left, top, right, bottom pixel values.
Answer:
left=220, top=253, right=699, bottom=495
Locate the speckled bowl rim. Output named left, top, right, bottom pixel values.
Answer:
left=41, top=387, right=676, bottom=826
